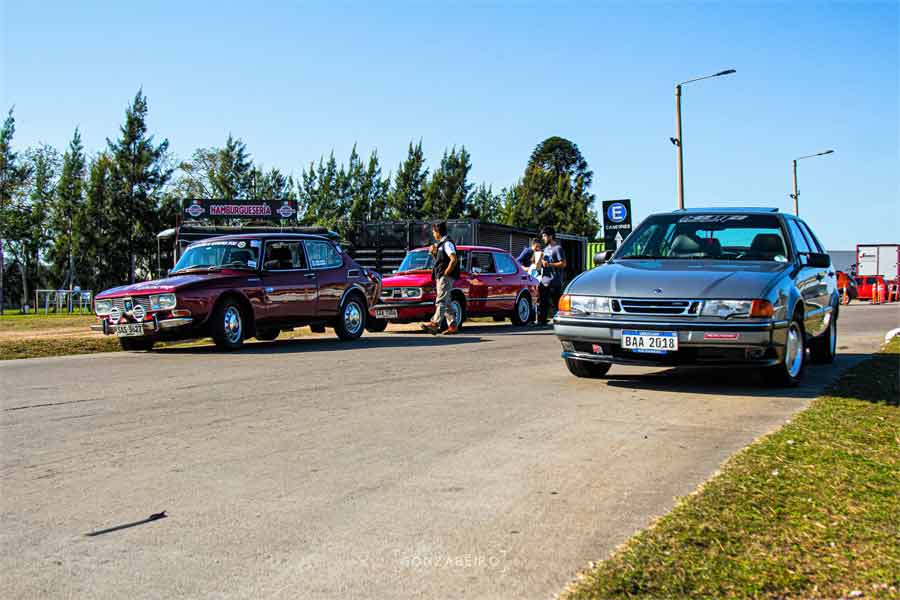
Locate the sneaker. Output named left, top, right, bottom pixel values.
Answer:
left=443, top=324, right=459, bottom=335
left=421, top=322, right=439, bottom=335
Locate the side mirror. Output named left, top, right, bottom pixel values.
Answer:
left=593, top=250, right=613, bottom=267
left=805, top=252, right=831, bottom=268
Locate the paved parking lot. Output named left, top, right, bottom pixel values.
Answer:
left=2, top=303, right=897, bottom=599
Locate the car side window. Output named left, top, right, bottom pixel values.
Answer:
left=493, top=252, right=517, bottom=274
left=469, top=252, right=495, bottom=274
left=786, top=220, right=811, bottom=256
left=264, top=241, right=305, bottom=270
left=304, top=240, right=344, bottom=270
left=798, top=221, right=824, bottom=253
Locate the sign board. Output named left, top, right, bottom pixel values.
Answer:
left=182, top=199, right=298, bottom=221
left=602, top=199, right=632, bottom=250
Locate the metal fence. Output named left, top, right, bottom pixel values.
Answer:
left=33, top=289, right=94, bottom=314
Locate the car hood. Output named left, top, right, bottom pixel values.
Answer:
left=569, top=260, right=790, bottom=299
left=381, top=272, right=434, bottom=287
left=96, top=272, right=250, bottom=298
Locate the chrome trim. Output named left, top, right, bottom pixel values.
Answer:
left=372, top=301, right=433, bottom=309
left=93, top=317, right=193, bottom=335
left=612, top=297, right=704, bottom=317
left=554, top=316, right=778, bottom=332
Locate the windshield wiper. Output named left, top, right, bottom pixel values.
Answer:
left=207, top=263, right=255, bottom=272
left=170, top=264, right=213, bottom=274
left=619, top=254, right=668, bottom=260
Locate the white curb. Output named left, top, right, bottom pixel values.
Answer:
left=886, top=328, right=900, bottom=343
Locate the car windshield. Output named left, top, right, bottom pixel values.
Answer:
left=616, top=214, right=791, bottom=262
left=397, top=250, right=434, bottom=272
left=172, top=239, right=260, bottom=273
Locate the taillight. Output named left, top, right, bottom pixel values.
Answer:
left=749, top=299, right=774, bottom=318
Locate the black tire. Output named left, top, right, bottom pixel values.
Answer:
left=335, top=294, right=366, bottom=341
left=210, top=299, right=246, bottom=351
left=565, top=358, right=611, bottom=378
left=365, top=317, right=388, bottom=333
left=119, top=337, right=155, bottom=351
left=255, top=328, right=280, bottom=341
left=809, top=309, right=837, bottom=364
left=762, top=313, right=805, bottom=387
left=510, top=293, right=533, bottom=326
left=439, top=295, right=466, bottom=332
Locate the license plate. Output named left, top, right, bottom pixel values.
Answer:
left=375, top=308, right=398, bottom=319
left=621, top=330, right=678, bottom=354
left=115, top=323, right=145, bottom=337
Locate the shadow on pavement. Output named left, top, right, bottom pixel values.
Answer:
left=154, top=333, right=486, bottom=356
left=602, top=352, right=875, bottom=399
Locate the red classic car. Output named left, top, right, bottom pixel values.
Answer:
left=91, top=233, right=381, bottom=350
left=367, top=245, right=538, bottom=331
left=854, top=275, right=887, bottom=301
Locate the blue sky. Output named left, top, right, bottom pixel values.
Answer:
left=2, top=1, right=897, bottom=249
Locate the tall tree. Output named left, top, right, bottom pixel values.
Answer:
left=387, top=141, right=428, bottom=220
left=423, top=146, right=473, bottom=219
left=299, top=152, right=343, bottom=230
left=347, top=148, right=389, bottom=223
left=509, top=137, right=598, bottom=237
left=467, top=183, right=502, bottom=222
left=76, top=153, right=117, bottom=292
left=48, top=128, right=86, bottom=289
left=175, top=135, right=253, bottom=199
left=0, top=108, right=33, bottom=311
left=107, top=90, right=172, bottom=283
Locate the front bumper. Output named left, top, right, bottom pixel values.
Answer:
left=553, top=315, right=789, bottom=367
left=370, top=301, right=434, bottom=322
left=91, top=317, right=194, bottom=336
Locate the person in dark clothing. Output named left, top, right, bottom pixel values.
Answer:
left=537, top=226, right=566, bottom=325
left=515, top=244, right=533, bottom=267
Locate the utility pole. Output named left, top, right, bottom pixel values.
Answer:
left=790, top=150, right=834, bottom=216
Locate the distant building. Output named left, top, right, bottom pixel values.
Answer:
left=829, top=250, right=856, bottom=273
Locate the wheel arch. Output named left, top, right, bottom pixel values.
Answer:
left=209, top=291, right=256, bottom=338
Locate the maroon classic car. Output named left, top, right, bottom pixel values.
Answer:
left=91, top=233, right=381, bottom=350
left=368, top=245, right=539, bottom=331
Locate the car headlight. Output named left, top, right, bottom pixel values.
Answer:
left=560, top=295, right=612, bottom=315
left=95, top=299, right=112, bottom=315
left=150, top=293, right=177, bottom=311
left=401, top=287, right=422, bottom=299
left=700, top=299, right=773, bottom=318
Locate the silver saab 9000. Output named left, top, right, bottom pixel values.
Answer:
left=553, top=208, right=837, bottom=386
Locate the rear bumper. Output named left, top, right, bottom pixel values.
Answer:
left=91, top=317, right=194, bottom=336
left=553, top=316, right=788, bottom=367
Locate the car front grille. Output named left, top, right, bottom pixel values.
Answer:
left=612, top=298, right=703, bottom=317
left=111, top=296, right=152, bottom=312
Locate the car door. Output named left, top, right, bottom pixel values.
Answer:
left=303, top=239, right=346, bottom=316
left=786, top=219, right=825, bottom=336
left=798, top=220, right=835, bottom=325
left=492, top=251, right=522, bottom=312
left=467, top=251, right=496, bottom=315
left=259, top=240, right=317, bottom=324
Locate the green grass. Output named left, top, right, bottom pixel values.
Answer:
left=0, top=336, right=121, bottom=360
left=0, top=312, right=95, bottom=332
left=564, top=337, right=900, bottom=600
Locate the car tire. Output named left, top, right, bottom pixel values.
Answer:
left=565, top=357, right=611, bottom=378
left=335, top=294, right=366, bottom=341
left=119, top=337, right=155, bottom=351
left=211, top=300, right=245, bottom=351
left=510, top=293, right=533, bottom=326
left=255, top=328, right=280, bottom=341
left=809, top=309, right=837, bottom=364
left=762, top=314, right=805, bottom=386
left=365, top=318, right=388, bottom=333
left=439, top=296, right=466, bottom=332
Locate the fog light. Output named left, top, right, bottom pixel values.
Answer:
left=561, top=341, right=575, bottom=352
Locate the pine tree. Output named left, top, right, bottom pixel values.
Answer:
left=423, top=146, right=472, bottom=219
left=299, top=152, right=343, bottom=230
left=107, top=90, right=172, bottom=283
left=510, top=137, right=598, bottom=237
left=49, top=129, right=86, bottom=288
left=348, top=148, right=389, bottom=223
left=387, top=141, right=428, bottom=220
left=0, top=108, right=34, bottom=311
left=210, top=134, right=252, bottom=198
left=467, top=183, right=502, bottom=221
left=77, top=153, right=117, bottom=292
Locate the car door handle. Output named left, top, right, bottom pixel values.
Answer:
left=495, top=277, right=503, bottom=282
left=305, top=272, right=317, bottom=279
left=816, top=273, right=825, bottom=280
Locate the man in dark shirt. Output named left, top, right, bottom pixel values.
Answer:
left=538, top=226, right=566, bottom=325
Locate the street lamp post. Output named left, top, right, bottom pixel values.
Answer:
left=791, top=150, right=834, bottom=216
left=672, top=69, right=736, bottom=209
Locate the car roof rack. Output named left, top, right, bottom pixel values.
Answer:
left=673, top=207, right=780, bottom=213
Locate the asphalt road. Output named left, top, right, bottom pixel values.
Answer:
left=2, top=303, right=898, bottom=600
